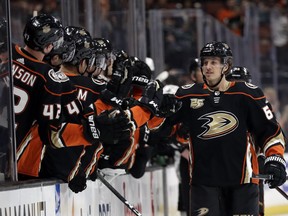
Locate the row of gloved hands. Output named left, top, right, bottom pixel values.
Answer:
left=68, top=52, right=183, bottom=193
left=100, top=49, right=182, bottom=118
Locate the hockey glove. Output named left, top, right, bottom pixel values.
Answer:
left=95, top=108, right=133, bottom=144
left=105, top=54, right=133, bottom=99
left=264, top=155, right=287, bottom=188
left=158, top=94, right=182, bottom=117
left=68, top=170, right=87, bottom=193
left=82, top=105, right=132, bottom=144
left=99, top=88, right=124, bottom=107
left=137, top=80, right=164, bottom=116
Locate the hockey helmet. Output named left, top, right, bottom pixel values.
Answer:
left=92, top=38, right=113, bottom=71
left=0, top=17, right=7, bottom=53
left=93, top=37, right=112, bottom=55
left=226, top=66, right=252, bottom=83
left=44, top=29, right=76, bottom=64
left=23, top=14, right=64, bottom=51
left=189, top=58, right=200, bottom=74
left=130, top=56, right=152, bottom=86
left=200, top=41, right=233, bottom=65
left=65, top=26, right=93, bottom=66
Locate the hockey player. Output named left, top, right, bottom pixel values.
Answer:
left=13, top=15, right=86, bottom=192
left=12, top=14, right=69, bottom=167
left=38, top=26, right=101, bottom=188
left=88, top=37, right=114, bottom=78
left=166, top=41, right=286, bottom=215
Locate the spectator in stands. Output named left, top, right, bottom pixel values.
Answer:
left=216, top=0, right=244, bottom=35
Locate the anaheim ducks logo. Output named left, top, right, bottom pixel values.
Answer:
left=198, top=111, right=239, bottom=140
left=245, top=82, right=258, bottom=89
left=42, top=25, right=51, bottom=33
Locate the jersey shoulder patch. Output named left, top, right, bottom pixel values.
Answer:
left=176, top=83, right=203, bottom=97
left=92, top=77, right=107, bottom=86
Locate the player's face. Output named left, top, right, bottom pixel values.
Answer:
left=201, top=57, right=224, bottom=83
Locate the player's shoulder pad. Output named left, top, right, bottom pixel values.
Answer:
left=175, top=83, right=203, bottom=97
left=230, top=82, right=265, bottom=98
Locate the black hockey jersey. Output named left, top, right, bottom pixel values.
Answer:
left=66, top=73, right=106, bottom=108
left=169, top=81, right=286, bottom=186
left=12, top=44, right=69, bottom=149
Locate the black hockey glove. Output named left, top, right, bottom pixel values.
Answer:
left=68, top=171, right=87, bottom=193
left=158, top=94, right=182, bottom=117
left=137, top=80, right=164, bottom=116
left=100, top=88, right=123, bottom=107
left=105, top=55, right=133, bottom=99
left=264, top=155, right=287, bottom=188
left=95, top=108, right=134, bottom=144
left=82, top=105, right=132, bottom=145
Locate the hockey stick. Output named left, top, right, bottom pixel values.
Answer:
left=96, top=170, right=142, bottom=216
left=252, top=174, right=288, bottom=200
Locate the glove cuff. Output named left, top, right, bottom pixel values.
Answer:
left=265, top=155, right=286, bottom=167
left=137, top=96, right=158, bottom=116
left=100, top=89, right=123, bottom=107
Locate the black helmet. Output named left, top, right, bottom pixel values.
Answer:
left=0, top=17, right=7, bottom=53
left=44, top=29, right=76, bottom=64
left=23, top=14, right=64, bottom=51
left=130, top=56, right=152, bottom=86
left=189, top=58, right=200, bottom=74
left=226, top=66, right=252, bottom=83
left=64, top=26, right=93, bottom=66
left=93, top=37, right=112, bottom=55
left=200, top=41, right=233, bottom=64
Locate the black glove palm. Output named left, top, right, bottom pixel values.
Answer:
left=264, top=155, right=287, bottom=188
